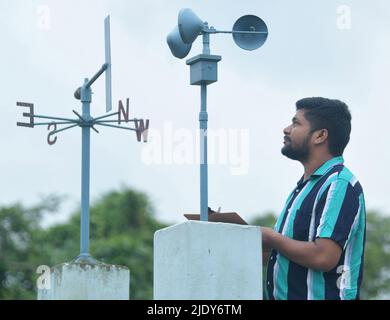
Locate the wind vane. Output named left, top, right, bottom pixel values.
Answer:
left=16, top=16, right=150, bottom=264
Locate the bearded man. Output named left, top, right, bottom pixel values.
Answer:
left=262, top=97, right=366, bottom=300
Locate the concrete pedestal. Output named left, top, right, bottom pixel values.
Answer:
left=37, top=262, right=130, bottom=300
left=154, top=221, right=262, bottom=300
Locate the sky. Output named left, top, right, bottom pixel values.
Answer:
left=1, top=0, right=390, bottom=226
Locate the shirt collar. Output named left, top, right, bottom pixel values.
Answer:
left=297, top=156, right=344, bottom=186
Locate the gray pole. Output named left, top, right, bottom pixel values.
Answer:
left=199, top=27, right=210, bottom=221
left=199, top=83, right=208, bottom=221
left=77, top=78, right=92, bottom=262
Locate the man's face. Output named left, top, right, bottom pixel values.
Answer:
left=281, top=109, right=313, bottom=162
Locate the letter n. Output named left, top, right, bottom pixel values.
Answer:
left=118, top=98, right=130, bottom=124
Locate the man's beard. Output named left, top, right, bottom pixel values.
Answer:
left=281, top=134, right=311, bottom=162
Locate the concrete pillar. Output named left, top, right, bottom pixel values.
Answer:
left=153, top=221, right=262, bottom=300
left=37, top=262, right=130, bottom=300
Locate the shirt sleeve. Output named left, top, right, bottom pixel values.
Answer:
left=315, top=177, right=360, bottom=249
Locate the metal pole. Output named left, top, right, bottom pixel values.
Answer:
left=199, top=84, right=208, bottom=221
left=200, top=28, right=210, bottom=222
left=86, top=63, right=108, bottom=88
left=78, top=78, right=92, bottom=260
left=203, top=23, right=210, bottom=55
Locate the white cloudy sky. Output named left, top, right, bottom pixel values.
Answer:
left=1, top=0, right=389, bottom=226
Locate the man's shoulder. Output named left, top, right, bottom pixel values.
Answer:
left=335, top=164, right=364, bottom=195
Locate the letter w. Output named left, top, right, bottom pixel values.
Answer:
left=135, top=119, right=150, bottom=142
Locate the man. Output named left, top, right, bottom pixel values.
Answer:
left=262, top=97, right=366, bottom=300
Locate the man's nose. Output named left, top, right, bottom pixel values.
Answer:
left=283, top=125, right=291, bottom=135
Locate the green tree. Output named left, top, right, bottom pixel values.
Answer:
left=250, top=212, right=277, bottom=229
left=360, top=210, right=390, bottom=299
left=0, top=195, right=61, bottom=299
left=0, top=187, right=167, bottom=300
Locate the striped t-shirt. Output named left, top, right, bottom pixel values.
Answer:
left=266, top=156, right=366, bottom=300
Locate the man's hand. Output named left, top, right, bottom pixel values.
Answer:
left=261, top=227, right=275, bottom=265
left=261, top=227, right=276, bottom=250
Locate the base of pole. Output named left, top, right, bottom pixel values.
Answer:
left=74, top=253, right=100, bottom=265
left=37, top=261, right=130, bottom=300
left=154, top=221, right=263, bottom=299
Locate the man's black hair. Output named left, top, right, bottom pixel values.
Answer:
left=296, top=97, right=352, bottom=156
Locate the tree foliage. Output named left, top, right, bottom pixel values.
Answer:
left=0, top=188, right=166, bottom=300
left=360, top=210, right=390, bottom=299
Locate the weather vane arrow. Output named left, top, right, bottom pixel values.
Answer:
left=16, top=15, right=150, bottom=264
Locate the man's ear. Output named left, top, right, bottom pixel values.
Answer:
left=313, top=129, right=328, bottom=145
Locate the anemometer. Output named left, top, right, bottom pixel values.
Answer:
left=167, top=9, right=268, bottom=222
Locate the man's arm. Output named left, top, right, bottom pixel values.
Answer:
left=261, top=227, right=342, bottom=272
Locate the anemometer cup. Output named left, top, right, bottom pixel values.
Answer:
left=232, top=15, right=268, bottom=51
left=167, top=26, right=192, bottom=59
